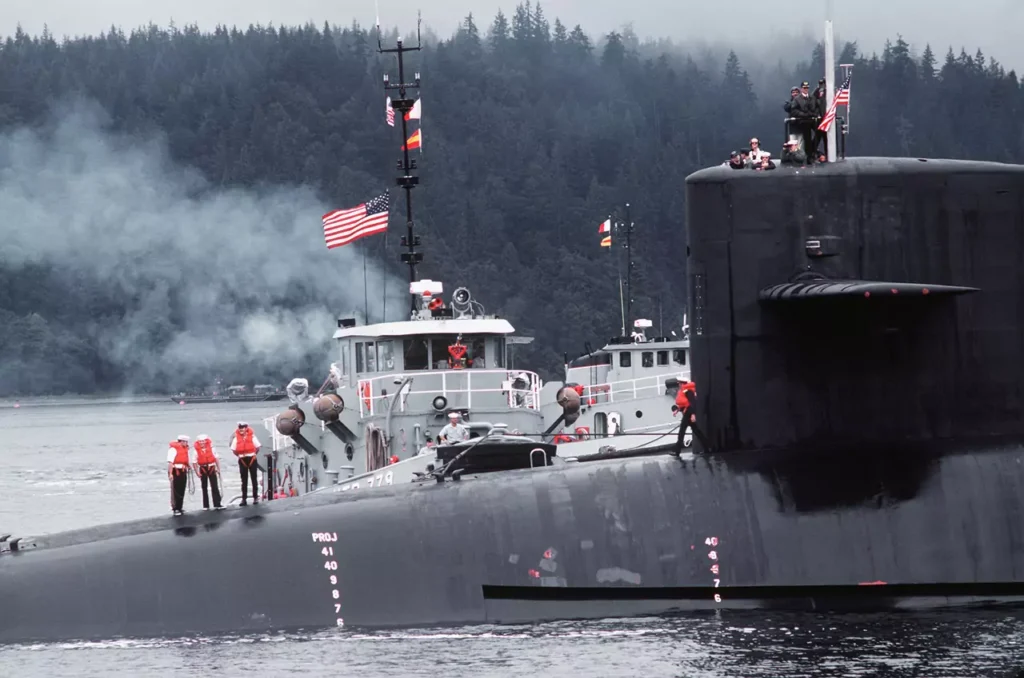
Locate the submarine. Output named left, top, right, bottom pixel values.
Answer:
left=7, top=27, right=1024, bottom=646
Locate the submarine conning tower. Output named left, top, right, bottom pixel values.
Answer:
left=684, top=157, right=1024, bottom=453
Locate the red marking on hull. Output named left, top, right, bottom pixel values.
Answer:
left=858, top=580, right=888, bottom=586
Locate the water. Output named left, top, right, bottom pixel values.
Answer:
left=3, top=398, right=1024, bottom=676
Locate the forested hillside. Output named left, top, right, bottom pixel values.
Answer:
left=1, top=4, right=1022, bottom=396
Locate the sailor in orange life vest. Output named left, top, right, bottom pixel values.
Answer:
left=192, top=434, right=224, bottom=510
left=229, top=421, right=262, bottom=506
left=672, top=380, right=710, bottom=455
left=167, top=434, right=194, bottom=515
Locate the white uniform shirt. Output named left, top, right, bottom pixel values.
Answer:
left=229, top=430, right=262, bottom=453
left=438, top=423, right=469, bottom=443
left=167, top=445, right=197, bottom=465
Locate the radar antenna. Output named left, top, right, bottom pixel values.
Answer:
left=379, top=14, right=423, bottom=311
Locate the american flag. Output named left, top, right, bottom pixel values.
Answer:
left=386, top=97, right=395, bottom=127
left=818, top=75, right=851, bottom=132
left=322, top=192, right=390, bottom=250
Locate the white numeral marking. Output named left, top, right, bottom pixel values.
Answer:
left=311, top=532, right=338, bottom=542
left=332, top=589, right=340, bottom=599
left=325, top=561, right=338, bottom=570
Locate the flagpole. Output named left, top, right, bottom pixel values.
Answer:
left=824, top=9, right=837, bottom=163
left=612, top=214, right=625, bottom=337
left=381, top=235, right=388, bottom=323
left=362, top=243, right=370, bottom=323
left=618, top=279, right=626, bottom=338
left=624, top=202, right=633, bottom=328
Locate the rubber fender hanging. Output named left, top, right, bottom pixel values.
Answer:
left=276, top=407, right=306, bottom=436
left=313, top=393, right=344, bottom=422
left=555, top=385, right=582, bottom=426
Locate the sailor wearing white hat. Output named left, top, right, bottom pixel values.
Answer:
left=438, top=411, right=470, bottom=445
left=167, top=434, right=195, bottom=515
left=192, top=434, right=223, bottom=510
left=229, top=421, right=262, bottom=505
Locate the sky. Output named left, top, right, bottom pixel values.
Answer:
left=3, top=0, right=1024, bottom=73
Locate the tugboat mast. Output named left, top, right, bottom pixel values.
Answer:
left=623, top=202, right=634, bottom=328
left=378, top=18, right=423, bottom=311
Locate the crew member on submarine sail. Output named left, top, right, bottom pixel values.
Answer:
left=229, top=422, right=261, bottom=505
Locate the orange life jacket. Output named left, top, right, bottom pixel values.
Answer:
left=675, top=381, right=696, bottom=411
left=170, top=440, right=190, bottom=466
left=194, top=438, right=216, bottom=465
left=234, top=427, right=256, bottom=454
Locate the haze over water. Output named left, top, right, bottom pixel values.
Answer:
left=2, top=397, right=1023, bottom=676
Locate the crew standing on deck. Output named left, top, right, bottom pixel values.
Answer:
left=167, top=434, right=193, bottom=515
left=673, top=381, right=710, bottom=456
left=230, top=422, right=261, bottom=506
left=193, top=434, right=224, bottom=510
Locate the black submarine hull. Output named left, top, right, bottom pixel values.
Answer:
left=5, top=444, right=1024, bottom=644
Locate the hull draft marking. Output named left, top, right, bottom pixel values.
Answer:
left=706, top=536, right=721, bottom=604
left=312, top=531, right=344, bottom=627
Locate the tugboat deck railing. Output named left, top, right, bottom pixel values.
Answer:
left=357, top=368, right=542, bottom=418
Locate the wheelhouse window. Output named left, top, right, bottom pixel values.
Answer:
left=355, top=342, right=365, bottom=373
left=493, top=338, right=506, bottom=368
left=403, top=338, right=429, bottom=370
left=619, top=352, right=631, bottom=368
left=657, top=350, right=669, bottom=366
left=672, top=349, right=687, bottom=366
left=642, top=351, right=654, bottom=368
left=377, top=342, right=395, bottom=371
left=432, top=335, right=487, bottom=369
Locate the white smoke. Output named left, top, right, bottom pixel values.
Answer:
left=0, top=98, right=407, bottom=391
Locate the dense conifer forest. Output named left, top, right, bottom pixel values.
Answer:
left=1, top=4, right=1022, bottom=396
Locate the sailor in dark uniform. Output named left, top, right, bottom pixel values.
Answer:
left=784, top=82, right=817, bottom=163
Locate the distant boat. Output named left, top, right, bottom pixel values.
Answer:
left=171, top=383, right=287, bottom=404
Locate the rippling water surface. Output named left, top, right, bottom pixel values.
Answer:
left=2, top=398, right=1024, bottom=676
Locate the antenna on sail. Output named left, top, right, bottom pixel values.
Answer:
left=380, top=13, right=423, bottom=311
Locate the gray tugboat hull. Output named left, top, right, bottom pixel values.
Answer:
left=5, top=444, right=1024, bottom=644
